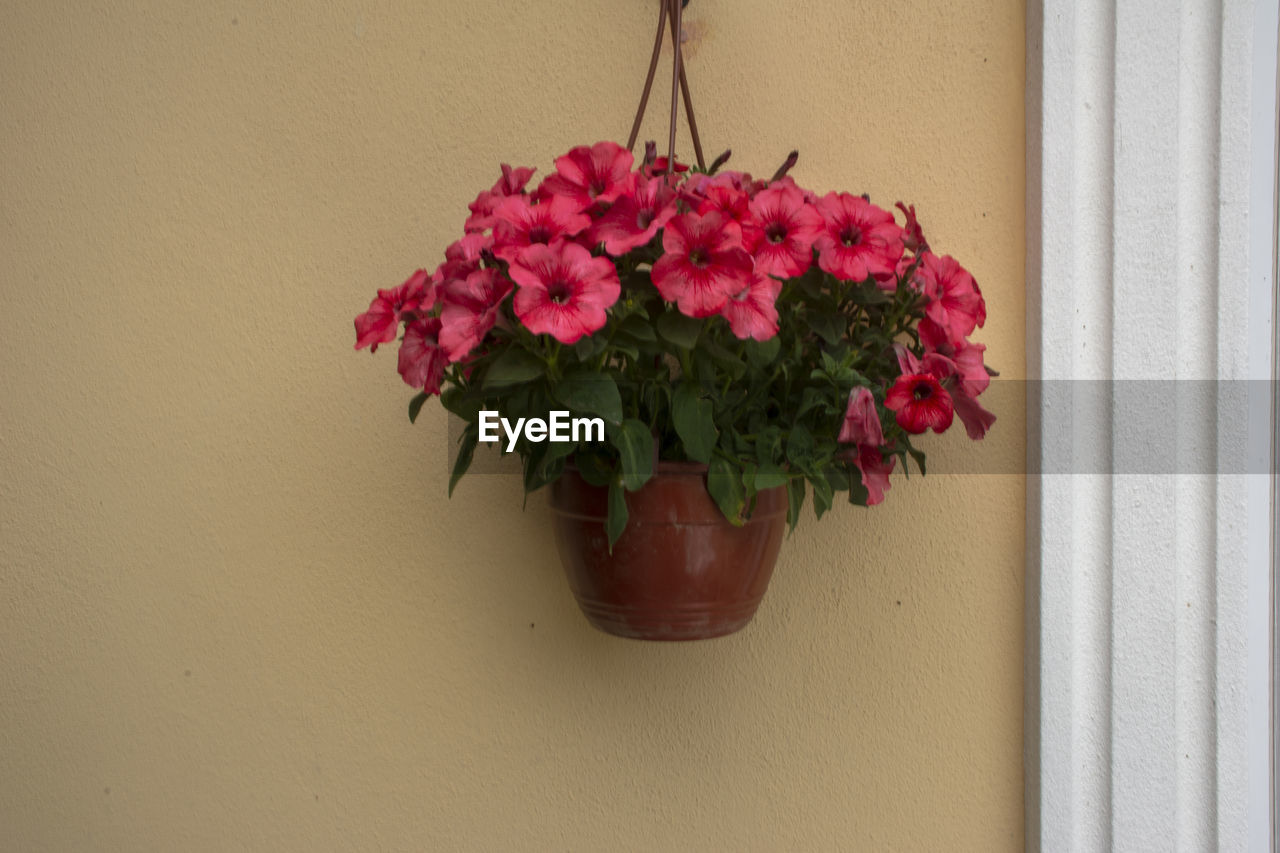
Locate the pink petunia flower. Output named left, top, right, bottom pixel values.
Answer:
left=694, top=184, right=755, bottom=233
left=651, top=211, right=755, bottom=318
left=918, top=328, right=990, bottom=399
left=465, top=163, right=537, bottom=232
left=838, top=386, right=885, bottom=447
left=397, top=316, right=449, bottom=394
left=813, top=193, right=904, bottom=282
left=854, top=444, right=896, bottom=506
left=896, top=342, right=995, bottom=440
left=432, top=233, right=491, bottom=287
left=507, top=242, right=621, bottom=344
left=491, top=195, right=591, bottom=263
left=895, top=201, right=929, bottom=254
left=591, top=172, right=678, bottom=256
left=917, top=252, right=986, bottom=348
left=772, top=175, right=819, bottom=204
left=719, top=274, right=782, bottom=341
left=354, top=269, right=433, bottom=353
left=538, top=141, right=634, bottom=209
left=747, top=184, right=824, bottom=278
left=438, top=268, right=513, bottom=362
left=885, top=373, right=954, bottom=434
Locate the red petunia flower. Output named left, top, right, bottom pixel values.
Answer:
left=591, top=172, right=678, bottom=256
left=917, top=252, right=986, bottom=348
left=465, top=163, right=536, bottom=232
left=538, top=141, right=634, bottom=209
left=507, top=242, right=620, bottom=344
left=642, top=155, right=689, bottom=177
left=651, top=211, right=755, bottom=318
left=747, top=184, right=824, bottom=278
left=397, top=316, right=449, bottom=394
left=719, top=274, right=782, bottom=341
left=354, top=269, right=433, bottom=353
left=885, top=373, right=954, bottom=434
left=491, top=195, right=591, bottom=263
left=838, top=386, right=884, bottom=447
left=438, top=268, right=513, bottom=362
left=813, top=192, right=904, bottom=282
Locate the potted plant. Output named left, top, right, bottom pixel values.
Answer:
left=353, top=140, right=994, bottom=640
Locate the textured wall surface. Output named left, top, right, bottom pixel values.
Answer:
left=0, top=1, right=1025, bottom=849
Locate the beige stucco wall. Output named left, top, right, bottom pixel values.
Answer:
left=0, top=1, right=1026, bottom=849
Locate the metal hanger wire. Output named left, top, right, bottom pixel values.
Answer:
left=626, top=0, right=705, bottom=173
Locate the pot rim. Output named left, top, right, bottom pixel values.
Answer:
left=564, top=459, right=711, bottom=476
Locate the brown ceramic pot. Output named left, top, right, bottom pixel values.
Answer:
left=547, top=461, right=788, bottom=641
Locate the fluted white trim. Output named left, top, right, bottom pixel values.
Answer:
left=1027, top=1, right=1276, bottom=850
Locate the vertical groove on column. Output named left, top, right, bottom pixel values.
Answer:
left=1070, top=0, right=1116, bottom=847
left=1174, top=1, right=1222, bottom=850
left=1110, top=0, right=1181, bottom=844
left=1210, top=1, right=1262, bottom=847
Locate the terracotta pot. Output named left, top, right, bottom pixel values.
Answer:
left=548, top=462, right=788, bottom=641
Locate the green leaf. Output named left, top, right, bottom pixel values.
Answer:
left=609, top=418, right=653, bottom=491
left=671, top=383, right=718, bottom=464
left=574, top=334, right=604, bottom=361
left=574, top=450, right=614, bottom=487
left=907, top=446, right=928, bottom=476
left=786, top=476, right=806, bottom=533
left=743, top=336, right=781, bottom=368
left=808, top=311, right=847, bottom=345
left=820, top=350, right=841, bottom=376
left=610, top=341, right=641, bottom=362
left=785, top=423, right=814, bottom=470
left=448, top=423, right=479, bottom=497
left=483, top=348, right=546, bottom=388
left=795, top=386, right=828, bottom=420
left=408, top=391, right=430, bottom=424
left=697, top=338, right=746, bottom=379
left=754, top=426, right=783, bottom=466
left=522, top=441, right=549, bottom=493
left=606, top=479, right=629, bottom=551
left=810, top=473, right=834, bottom=520
left=554, top=369, right=623, bottom=425
left=656, top=310, right=702, bottom=350
left=617, top=314, right=657, bottom=342
left=440, top=387, right=483, bottom=423
left=848, top=282, right=893, bottom=305
left=848, top=466, right=870, bottom=506
left=528, top=441, right=570, bottom=492
left=707, top=455, right=745, bottom=526
left=754, top=463, right=787, bottom=491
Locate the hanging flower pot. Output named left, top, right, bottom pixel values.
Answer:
left=549, top=462, right=787, bottom=640
left=351, top=0, right=997, bottom=639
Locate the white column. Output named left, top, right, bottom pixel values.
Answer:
left=1027, top=1, right=1275, bottom=850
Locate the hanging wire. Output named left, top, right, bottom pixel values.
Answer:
left=664, top=0, right=682, bottom=171
left=625, top=0, right=667, bottom=153
left=626, top=0, right=705, bottom=173
left=668, top=0, right=704, bottom=170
